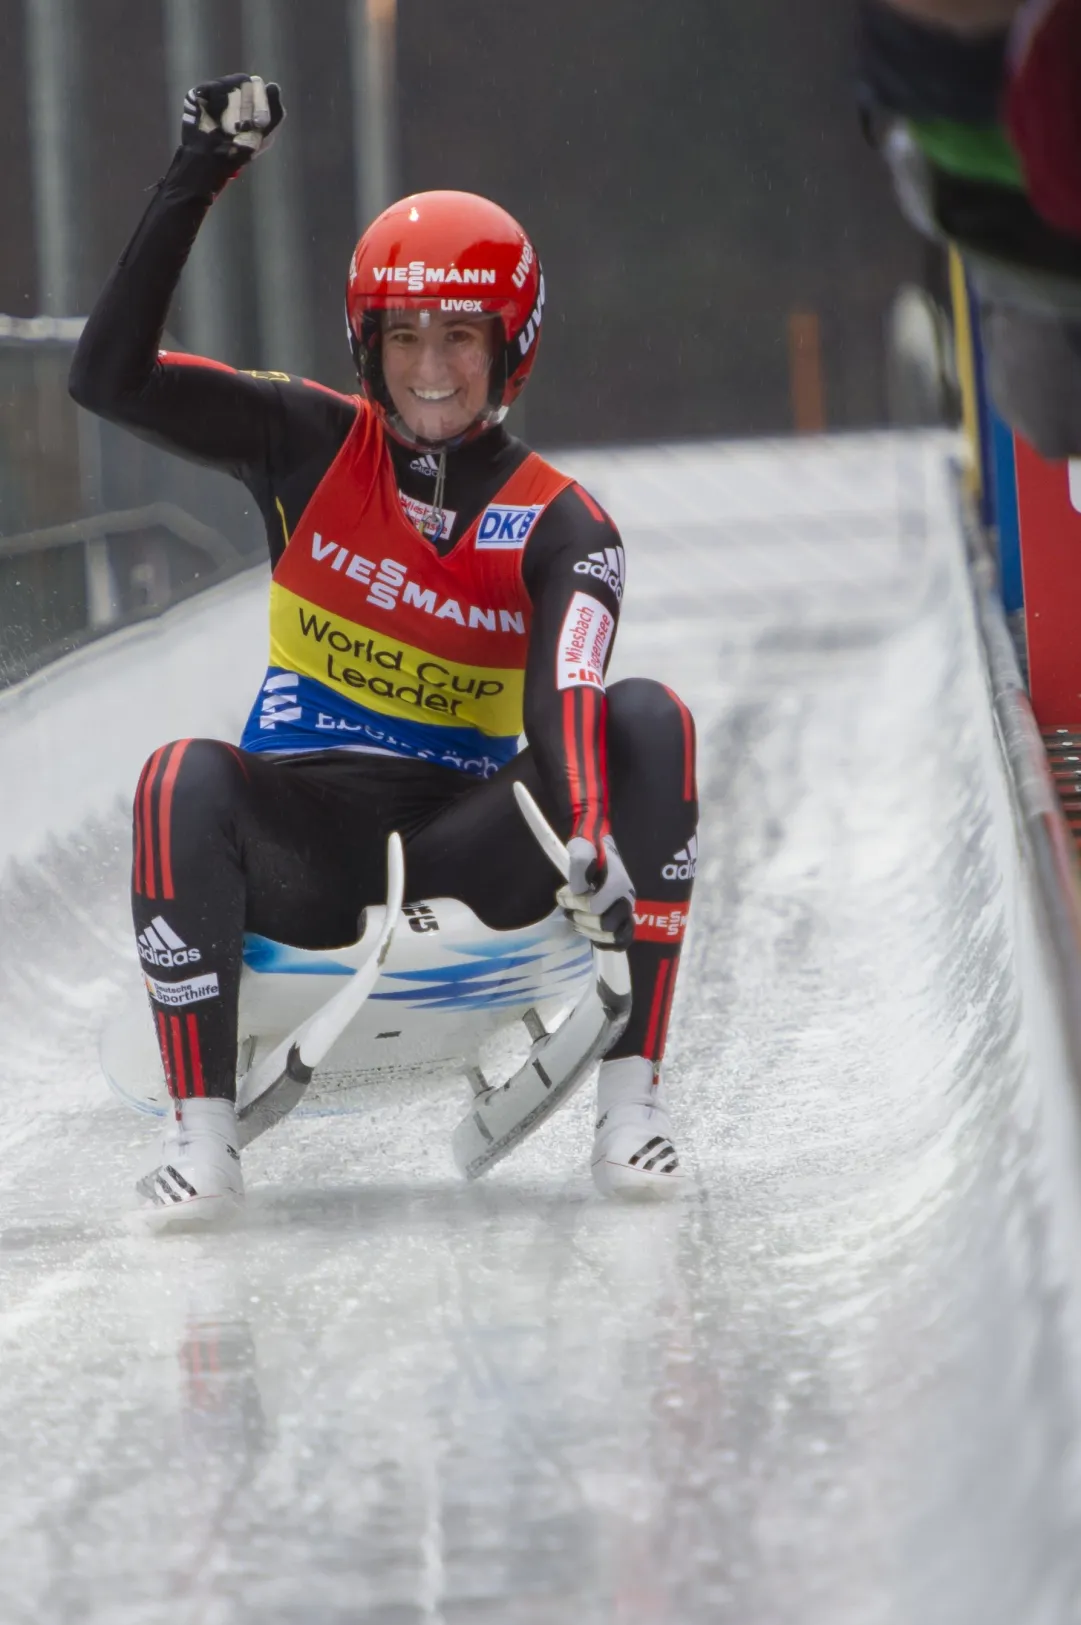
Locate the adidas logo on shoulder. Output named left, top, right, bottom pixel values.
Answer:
left=138, top=916, right=201, bottom=968
left=573, top=545, right=625, bottom=600
left=409, top=453, right=441, bottom=478
left=662, top=834, right=697, bottom=881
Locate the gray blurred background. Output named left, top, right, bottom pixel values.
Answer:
left=0, top=0, right=942, bottom=684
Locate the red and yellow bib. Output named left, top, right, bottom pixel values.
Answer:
left=240, top=401, right=573, bottom=776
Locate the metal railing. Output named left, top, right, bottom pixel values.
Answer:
left=0, top=316, right=264, bottom=688
left=0, top=502, right=255, bottom=685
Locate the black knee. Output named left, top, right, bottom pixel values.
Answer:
left=136, top=738, right=247, bottom=828
left=606, top=679, right=697, bottom=796
left=133, top=739, right=249, bottom=899
left=603, top=680, right=698, bottom=897
left=607, top=676, right=687, bottom=730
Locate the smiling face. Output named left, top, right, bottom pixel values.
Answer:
left=380, top=308, right=499, bottom=443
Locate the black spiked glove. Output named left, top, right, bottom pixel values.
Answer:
left=557, top=834, right=637, bottom=951
left=181, top=73, right=284, bottom=165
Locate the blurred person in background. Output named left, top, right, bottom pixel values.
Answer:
left=69, top=74, right=698, bottom=1220
left=859, top=0, right=1081, bottom=456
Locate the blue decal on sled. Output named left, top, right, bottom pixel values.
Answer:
left=242, top=935, right=354, bottom=975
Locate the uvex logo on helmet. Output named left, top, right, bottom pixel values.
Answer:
left=517, top=275, right=545, bottom=358
left=345, top=190, right=544, bottom=447
left=511, top=240, right=535, bottom=291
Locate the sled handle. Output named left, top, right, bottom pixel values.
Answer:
left=236, top=830, right=405, bottom=1142
left=513, top=782, right=569, bottom=881
left=299, top=830, right=404, bottom=1063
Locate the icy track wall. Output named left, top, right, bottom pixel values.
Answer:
left=2, top=433, right=1081, bottom=1625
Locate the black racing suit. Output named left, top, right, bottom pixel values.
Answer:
left=70, top=146, right=698, bottom=1098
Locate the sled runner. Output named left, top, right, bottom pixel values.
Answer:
left=101, top=791, right=631, bottom=1177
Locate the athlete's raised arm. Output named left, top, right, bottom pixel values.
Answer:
left=69, top=74, right=352, bottom=485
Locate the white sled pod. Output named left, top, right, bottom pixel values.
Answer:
left=100, top=895, right=596, bottom=1121
left=101, top=796, right=631, bottom=1172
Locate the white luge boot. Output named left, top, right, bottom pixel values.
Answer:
left=591, top=1055, right=683, bottom=1199
left=137, top=1096, right=244, bottom=1227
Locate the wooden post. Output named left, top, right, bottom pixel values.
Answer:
left=948, top=246, right=982, bottom=505
left=788, top=311, right=825, bottom=434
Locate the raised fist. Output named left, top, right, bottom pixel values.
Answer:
left=181, top=73, right=284, bottom=164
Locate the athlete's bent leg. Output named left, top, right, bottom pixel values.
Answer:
left=603, top=678, right=698, bottom=1060
left=591, top=678, right=697, bottom=1197
left=134, top=739, right=255, bottom=1107
left=407, top=677, right=698, bottom=1196
left=131, top=739, right=395, bottom=1215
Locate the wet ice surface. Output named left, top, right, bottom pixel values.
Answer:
left=2, top=435, right=1081, bottom=1623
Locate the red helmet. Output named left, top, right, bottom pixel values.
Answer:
left=345, top=189, right=544, bottom=446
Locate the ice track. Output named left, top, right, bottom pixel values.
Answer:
left=2, top=433, right=1081, bottom=1624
